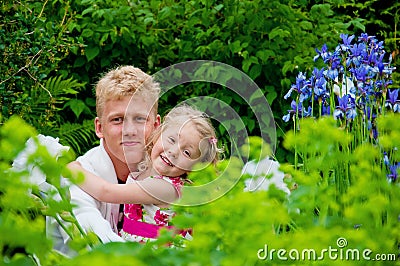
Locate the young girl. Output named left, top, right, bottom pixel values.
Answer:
left=68, top=104, right=222, bottom=242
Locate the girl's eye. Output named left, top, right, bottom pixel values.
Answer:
left=168, top=137, right=175, bottom=143
left=183, top=150, right=191, bottom=157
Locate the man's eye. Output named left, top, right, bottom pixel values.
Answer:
left=112, top=117, right=123, bottom=123
left=136, top=117, right=147, bottom=122
left=183, top=150, right=191, bottom=157
left=168, top=137, right=175, bottom=143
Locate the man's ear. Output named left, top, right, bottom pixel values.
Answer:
left=94, top=117, right=104, bottom=138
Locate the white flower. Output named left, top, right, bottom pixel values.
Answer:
left=333, top=76, right=355, bottom=98
left=12, top=134, right=70, bottom=188
left=242, top=157, right=290, bottom=194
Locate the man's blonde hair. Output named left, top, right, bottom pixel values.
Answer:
left=95, top=66, right=160, bottom=119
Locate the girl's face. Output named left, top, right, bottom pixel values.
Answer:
left=151, top=121, right=202, bottom=177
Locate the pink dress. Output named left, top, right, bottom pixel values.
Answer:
left=119, top=174, right=190, bottom=242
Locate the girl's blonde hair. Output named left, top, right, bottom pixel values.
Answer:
left=140, top=104, right=223, bottom=172
left=95, top=65, right=160, bottom=120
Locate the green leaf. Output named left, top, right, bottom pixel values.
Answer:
left=350, top=18, right=366, bottom=32
left=282, top=60, right=294, bottom=75
left=266, top=90, right=277, bottom=105
left=158, top=6, right=171, bottom=20
left=81, top=6, right=94, bottom=16
left=99, top=33, right=109, bottom=46
left=74, top=57, right=86, bottom=68
left=256, top=50, right=275, bottom=63
left=64, top=99, right=89, bottom=119
left=229, top=40, right=242, bottom=54
left=85, top=46, right=100, bottom=62
left=248, top=64, right=262, bottom=80
left=268, top=27, right=291, bottom=40
left=81, top=28, right=93, bottom=38
left=242, top=56, right=259, bottom=73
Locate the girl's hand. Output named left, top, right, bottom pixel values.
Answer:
left=68, top=161, right=82, bottom=171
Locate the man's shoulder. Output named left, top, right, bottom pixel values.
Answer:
left=76, top=145, right=106, bottom=164
left=78, top=145, right=102, bottom=158
left=76, top=144, right=117, bottom=182
left=76, top=145, right=108, bottom=173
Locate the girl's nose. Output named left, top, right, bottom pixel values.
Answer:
left=167, top=146, right=179, bottom=158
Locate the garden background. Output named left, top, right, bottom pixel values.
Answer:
left=1, top=0, right=400, bottom=265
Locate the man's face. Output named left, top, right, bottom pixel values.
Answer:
left=95, top=94, right=160, bottom=171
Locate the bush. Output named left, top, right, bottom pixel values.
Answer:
left=1, top=116, right=399, bottom=265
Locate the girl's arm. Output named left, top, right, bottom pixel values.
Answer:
left=68, top=161, right=179, bottom=205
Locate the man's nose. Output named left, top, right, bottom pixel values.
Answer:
left=123, top=120, right=139, bottom=135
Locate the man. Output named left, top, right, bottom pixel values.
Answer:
left=46, top=66, right=161, bottom=256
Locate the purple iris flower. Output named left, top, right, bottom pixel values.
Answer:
left=284, top=72, right=311, bottom=103
left=312, top=67, right=324, bottom=79
left=383, top=152, right=390, bottom=165
left=283, top=100, right=300, bottom=122
left=313, top=77, right=327, bottom=98
left=358, top=33, right=374, bottom=43
left=387, top=162, right=400, bottom=182
left=334, top=94, right=357, bottom=120
left=282, top=100, right=312, bottom=122
left=376, top=53, right=385, bottom=75
left=322, top=105, right=331, bottom=116
left=310, top=68, right=328, bottom=101
left=353, top=65, right=370, bottom=82
left=340, top=34, right=355, bottom=52
left=349, top=43, right=366, bottom=59
left=325, top=68, right=338, bottom=81
left=385, top=89, right=400, bottom=112
left=329, top=49, right=342, bottom=70
left=365, top=48, right=378, bottom=66
left=314, top=44, right=330, bottom=62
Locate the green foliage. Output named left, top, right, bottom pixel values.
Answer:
left=58, top=120, right=98, bottom=156
left=0, top=117, right=51, bottom=264
left=1, top=0, right=399, bottom=265
left=281, top=116, right=399, bottom=262
left=2, top=117, right=399, bottom=265
left=0, top=117, right=101, bottom=265
left=0, top=0, right=96, bottom=155
left=1, top=0, right=79, bottom=118
left=240, top=136, right=273, bottom=162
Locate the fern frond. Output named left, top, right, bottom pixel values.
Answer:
left=31, top=76, right=86, bottom=104
left=45, top=76, right=86, bottom=97
left=57, top=119, right=98, bottom=155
